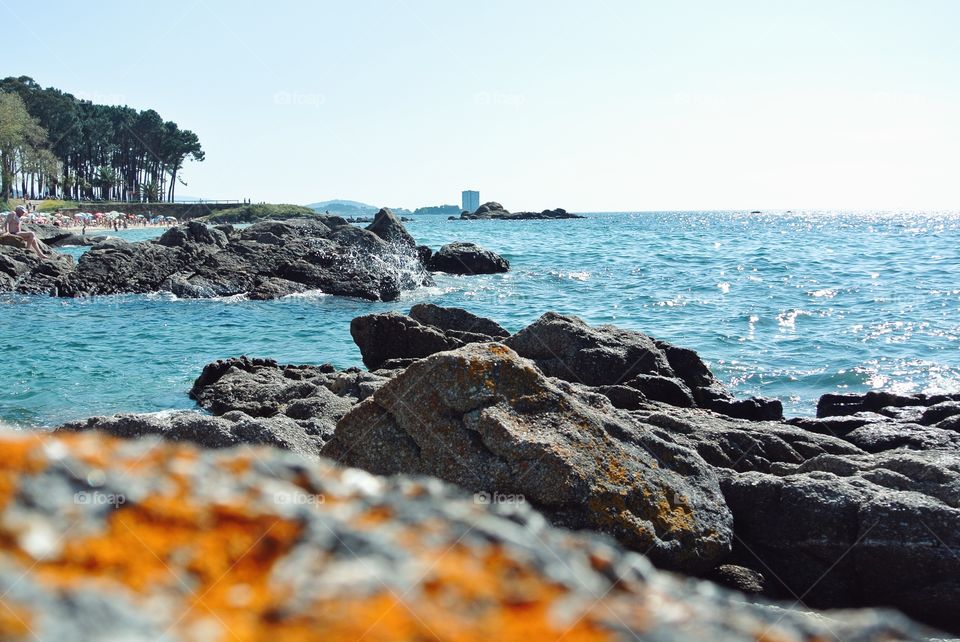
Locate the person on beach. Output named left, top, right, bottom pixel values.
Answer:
left=5, top=206, right=49, bottom=259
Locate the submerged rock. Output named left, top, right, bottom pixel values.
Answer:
left=0, top=430, right=939, bottom=641
left=324, top=342, right=734, bottom=572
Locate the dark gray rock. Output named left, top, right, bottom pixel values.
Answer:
left=505, top=312, right=781, bottom=419
left=350, top=312, right=463, bottom=370
left=56, top=218, right=434, bottom=301
left=350, top=306, right=509, bottom=370
left=188, top=355, right=365, bottom=445
left=365, top=207, right=416, bottom=248
left=324, top=342, right=734, bottom=572
left=0, top=245, right=74, bottom=294
left=720, top=449, right=960, bottom=632
left=633, top=406, right=864, bottom=474
left=427, top=241, right=510, bottom=274
left=409, top=302, right=510, bottom=339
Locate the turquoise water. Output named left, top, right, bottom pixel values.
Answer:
left=2, top=212, right=959, bottom=428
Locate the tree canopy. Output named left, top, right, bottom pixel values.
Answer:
left=0, top=76, right=204, bottom=202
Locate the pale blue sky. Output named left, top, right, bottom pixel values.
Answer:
left=6, top=0, right=959, bottom=210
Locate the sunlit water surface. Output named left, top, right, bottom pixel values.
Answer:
left=2, top=211, right=958, bottom=428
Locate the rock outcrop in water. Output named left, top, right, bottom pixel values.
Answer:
left=55, top=215, right=432, bottom=301
left=53, top=306, right=960, bottom=634
left=1, top=210, right=512, bottom=300
left=426, top=241, right=510, bottom=274
left=456, top=201, right=584, bottom=220
left=0, top=429, right=941, bottom=641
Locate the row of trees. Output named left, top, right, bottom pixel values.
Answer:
left=0, top=76, right=204, bottom=203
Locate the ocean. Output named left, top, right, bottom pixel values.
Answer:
left=2, top=211, right=958, bottom=429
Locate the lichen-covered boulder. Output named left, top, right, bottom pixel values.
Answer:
left=0, top=430, right=941, bottom=641
left=324, top=342, right=733, bottom=572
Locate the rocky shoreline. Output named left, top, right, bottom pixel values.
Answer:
left=0, top=209, right=509, bottom=300
left=20, top=304, right=957, bottom=639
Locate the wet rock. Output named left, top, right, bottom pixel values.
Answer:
left=0, top=430, right=940, bottom=641
left=427, top=241, right=510, bottom=274
left=56, top=218, right=434, bottom=301
left=350, top=312, right=462, bottom=370
left=324, top=342, right=734, bottom=572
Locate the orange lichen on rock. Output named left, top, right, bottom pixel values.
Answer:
left=0, top=433, right=48, bottom=510
left=293, top=546, right=614, bottom=642
left=0, top=602, right=33, bottom=639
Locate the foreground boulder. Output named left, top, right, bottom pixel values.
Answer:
left=54, top=217, right=434, bottom=301
left=427, top=241, right=510, bottom=274
left=324, top=342, right=734, bottom=572
left=0, top=430, right=938, bottom=641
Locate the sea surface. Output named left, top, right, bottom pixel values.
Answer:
left=2, top=211, right=958, bottom=429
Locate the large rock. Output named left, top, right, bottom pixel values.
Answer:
left=0, top=244, right=74, bottom=294
left=505, top=312, right=782, bottom=420
left=55, top=217, right=435, bottom=301
left=721, top=449, right=960, bottom=633
left=350, top=304, right=509, bottom=370
left=188, top=355, right=383, bottom=445
left=365, top=207, right=416, bottom=248
left=427, top=241, right=510, bottom=274
left=323, top=342, right=734, bottom=572
left=0, top=430, right=939, bottom=641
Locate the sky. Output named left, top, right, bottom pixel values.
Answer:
left=5, top=0, right=960, bottom=211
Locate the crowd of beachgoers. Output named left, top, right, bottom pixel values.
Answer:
left=11, top=203, right=179, bottom=232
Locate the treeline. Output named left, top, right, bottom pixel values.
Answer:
left=0, top=76, right=204, bottom=203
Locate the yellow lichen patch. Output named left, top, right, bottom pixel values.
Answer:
left=655, top=494, right=695, bottom=534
